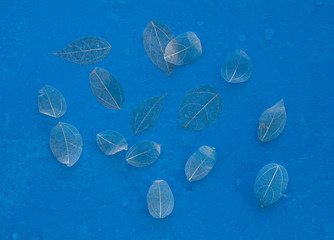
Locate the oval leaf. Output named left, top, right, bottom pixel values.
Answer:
left=53, top=37, right=111, bottom=65
left=38, top=85, right=67, bottom=118
left=96, top=130, right=128, bottom=156
left=179, top=85, right=222, bottom=131
left=164, top=32, right=202, bottom=66
left=89, top=67, right=125, bottom=110
left=143, top=20, right=175, bottom=76
left=185, top=145, right=216, bottom=182
left=258, top=99, right=287, bottom=142
left=50, top=122, right=83, bottom=167
left=126, top=140, right=161, bottom=167
left=254, top=163, right=288, bottom=208
left=130, top=94, right=167, bottom=135
left=221, top=49, right=252, bottom=83
left=147, top=180, right=174, bottom=219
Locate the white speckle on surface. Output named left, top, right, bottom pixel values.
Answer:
left=265, top=27, right=274, bottom=40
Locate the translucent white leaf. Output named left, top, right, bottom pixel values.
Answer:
left=53, top=37, right=111, bottom=65
left=143, top=20, right=175, bottom=76
left=258, top=99, right=287, bottom=142
left=221, top=49, right=252, bottom=83
left=96, top=130, right=127, bottom=156
left=126, top=140, right=161, bottom=167
left=147, top=180, right=174, bottom=218
left=164, top=32, right=202, bottom=66
left=50, top=122, right=83, bottom=167
left=254, top=163, right=288, bottom=208
left=89, top=67, right=125, bottom=110
left=179, top=85, right=222, bottom=131
left=38, top=85, right=66, bottom=118
left=185, top=146, right=216, bottom=182
left=130, top=94, right=167, bottom=135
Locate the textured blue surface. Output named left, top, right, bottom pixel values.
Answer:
left=1, top=0, right=334, bottom=239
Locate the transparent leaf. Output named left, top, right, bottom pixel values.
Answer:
left=50, top=122, right=83, bottom=167
left=96, top=130, right=127, bottom=156
left=53, top=37, right=111, bottom=65
left=254, top=163, right=288, bottom=208
left=221, top=49, right=252, bottom=83
left=38, top=85, right=66, bottom=118
left=179, top=85, right=222, bottom=131
left=130, top=94, right=167, bottom=135
left=164, top=32, right=202, bottom=66
left=126, top=140, right=161, bottom=167
left=147, top=180, right=174, bottom=218
left=143, top=20, right=175, bottom=76
left=185, top=146, right=216, bottom=182
left=89, top=67, right=125, bottom=110
left=258, top=99, right=287, bottom=142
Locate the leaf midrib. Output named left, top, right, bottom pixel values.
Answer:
left=92, top=69, right=120, bottom=110
left=184, top=94, right=218, bottom=129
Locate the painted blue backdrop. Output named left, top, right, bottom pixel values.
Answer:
left=0, top=0, right=333, bottom=239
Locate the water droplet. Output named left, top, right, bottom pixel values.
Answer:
left=4, top=112, right=10, bottom=127
left=197, top=21, right=204, bottom=27
left=239, top=34, right=246, bottom=42
left=298, top=193, right=310, bottom=199
left=12, top=233, right=19, bottom=240
left=123, top=48, right=131, bottom=56
left=325, top=174, right=331, bottom=184
left=326, top=174, right=331, bottom=181
left=121, top=198, right=128, bottom=208
left=286, top=41, right=294, bottom=48
left=235, top=178, right=242, bottom=187
left=265, top=28, right=274, bottom=41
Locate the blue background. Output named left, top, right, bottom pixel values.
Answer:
left=1, top=0, right=333, bottom=239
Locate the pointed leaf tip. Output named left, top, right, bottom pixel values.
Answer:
left=258, top=99, right=287, bottom=142
left=143, top=20, right=175, bottom=76
left=130, top=94, right=166, bottom=135
left=89, top=67, right=125, bottom=110
left=221, top=49, right=252, bottom=83
left=53, top=37, right=111, bottom=65
left=179, top=85, right=222, bottom=131
left=254, top=163, right=288, bottom=208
